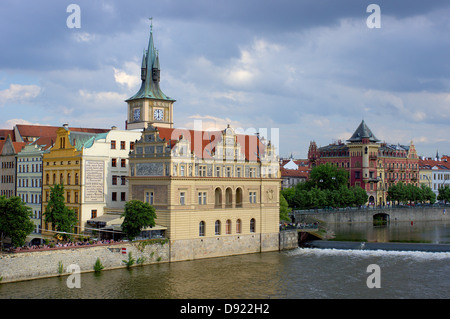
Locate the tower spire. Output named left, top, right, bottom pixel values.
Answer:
left=126, top=19, right=175, bottom=102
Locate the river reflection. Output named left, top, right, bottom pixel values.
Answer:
left=1, top=221, right=449, bottom=299
left=327, top=220, right=450, bottom=244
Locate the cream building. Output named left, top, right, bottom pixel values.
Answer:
left=126, top=25, right=281, bottom=261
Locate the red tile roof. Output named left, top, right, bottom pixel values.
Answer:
left=0, top=129, right=14, bottom=141
left=419, top=159, right=450, bottom=170
left=155, top=126, right=266, bottom=161
left=280, top=167, right=310, bottom=178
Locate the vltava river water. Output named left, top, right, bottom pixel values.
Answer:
left=0, top=221, right=449, bottom=299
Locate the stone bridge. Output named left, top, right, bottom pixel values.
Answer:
left=292, top=206, right=450, bottom=225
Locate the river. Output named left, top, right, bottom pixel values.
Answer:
left=0, top=221, right=449, bottom=300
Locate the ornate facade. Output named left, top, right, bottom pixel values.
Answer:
left=308, top=120, right=419, bottom=205
left=126, top=25, right=281, bottom=261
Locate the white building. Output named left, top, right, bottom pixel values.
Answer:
left=83, top=128, right=142, bottom=230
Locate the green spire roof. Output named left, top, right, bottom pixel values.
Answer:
left=126, top=26, right=175, bottom=102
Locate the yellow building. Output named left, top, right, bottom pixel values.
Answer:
left=126, top=25, right=281, bottom=261
left=42, top=127, right=84, bottom=237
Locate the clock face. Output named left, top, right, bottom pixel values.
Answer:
left=133, top=108, right=140, bottom=121
left=154, top=109, right=164, bottom=121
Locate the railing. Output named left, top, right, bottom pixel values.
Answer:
left=293, top=203, right=450, bottom=214
left=280, top=223, right=319, bottom=231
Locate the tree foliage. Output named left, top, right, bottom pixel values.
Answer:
left=121, top=200, right=157, bottom=240
left=387, top=182, right=436, bottom=205
left=279, top=193, right=291, bottom=222
left=438, top=185, right=450, bottom=204
left=0, top=196, right=34, bottom=248
left=281, top=164, right=368, bottom=210
left=44, top=184, right=78, bottom=241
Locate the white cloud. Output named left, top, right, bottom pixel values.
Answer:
left=78, top=89, right=127, bottom=104
left=184, top=114, right=245, bottom=131
left=73, top=32, right=96, bottom=43
left=1, top=118, right=46, bottom=129
left=0, top=84, right=41, bottom=106
left=113, top=61, right=140, bottom=90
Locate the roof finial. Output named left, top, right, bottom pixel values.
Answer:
left=149, top=17, right=153, bottom=32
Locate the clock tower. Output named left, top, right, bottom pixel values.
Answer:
left=126, top=23, right=175, bottom=130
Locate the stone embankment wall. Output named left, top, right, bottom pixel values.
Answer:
left=279, top=230, right=298, bottom=250
left=0, top=240, right=169, bottom=284
left=294, top=207, right=450, bottom=224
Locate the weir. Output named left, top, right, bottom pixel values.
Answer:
left=301, top=240, right=450, bottom=253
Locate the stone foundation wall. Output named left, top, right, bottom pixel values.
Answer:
left=279, top=230, right=298, bottom=250
left=0, top=241, right=169, bottom=283
left=1, top=233, right=283, bottom=283
left=169, top=232, right=280, bottom=262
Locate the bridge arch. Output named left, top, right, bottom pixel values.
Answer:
left=373, top=212, right=390, bottom=225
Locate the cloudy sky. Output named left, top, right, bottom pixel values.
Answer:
left=0, top=0, right=449, bottom=158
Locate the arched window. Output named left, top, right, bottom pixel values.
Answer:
left=67, top=173, right=71, bottom=185
left=250, top=218, right=256, bottom=233
left=53, top=174, right=56, bottom=185
left=215, top=188, right=222, bottom=208
left=225, top=187, right=232, bottom=208
left=236, top=219, right=242, bottom=234
left=236, top=188, right=243, bottom=208
left=226, top=220, right=232, bottom=234
left=46, top=174, right=49, bottom=185
left=199, top=221, right=205, bottom=237
left=75, top=173, right=79, bottom=185
left=215, top=220, right=221, bottom=235
left=60, top=173, right=64, bottom=185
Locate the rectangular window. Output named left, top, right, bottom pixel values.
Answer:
left=145, top=191, right=154, bottom=205
left=249, top=191, right=257, bottom=203
left=121, top=176, right=126, bottom=185
left=120, top=141, right=126, bottom=150
left=112, top=192, right=117, bottom=201
left=198, top=192, right=207, bottom=205
left=111, top=140, right=116, bottom=149
left=121, top=192, right=126, bottom=201
left=112, top=158, right=117, bottom=167
left=112, top=175, right=117, bottom=185
left=180, top=192, right=185, bottom=205
left=180, top=165, right=185, bottom=176
left=199, top=165, right=206, bottom=177
left=121, top=159, right=126, bottom=168
left=91, top=210, right=97, bottom=219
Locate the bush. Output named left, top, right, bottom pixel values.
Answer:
left=93, top=258, right=104, bottom=272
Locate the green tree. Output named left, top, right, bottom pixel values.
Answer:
left=309, top=163, right=349, bottom=191
left=121, top=200, right=157, bottom=240
left=438, top=185, right=450, bottom=204
left=279, top=193, right=291, bottom=222
left=405, top=183, right=423, bottom=204
left=0, top=196, right=34, bottom=248
left=351, top=186, right=368, bottom=207
left=280, top=187, right=295, bottom=209
left=44, top=184, right=78, bottom=241
left=338, top=185, right=355, bottom=207
left=420, top=184, right=436, bottom=204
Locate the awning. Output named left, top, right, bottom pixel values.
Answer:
left=87, top=213, right=124, bottom=227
